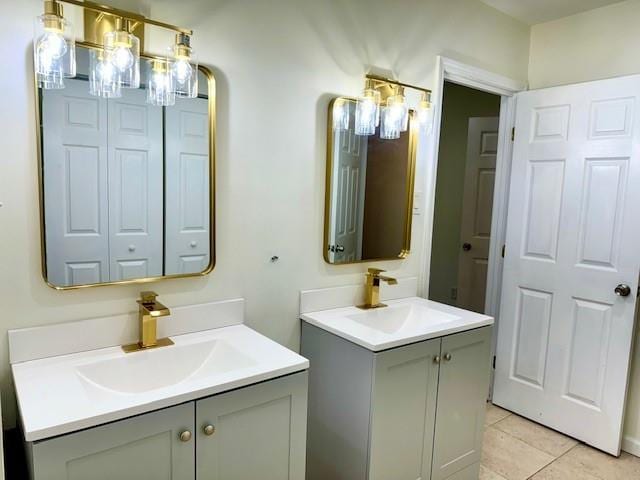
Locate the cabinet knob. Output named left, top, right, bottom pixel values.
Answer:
left=179, top=430, right=192, bottom=442
left=203, top=424, right=215, bottom=436
left=190, top=241, right=198, bottom=248
left=433, top=355, right=441, bottom=364
left=443, top=352, right=452, bottom=362
left=128, top=244, right=136, bottom=252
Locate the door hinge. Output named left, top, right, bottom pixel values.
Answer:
left=511, top=127, right=515, bottom=141
left=493, top=356, right=496, bottom=369
left=501, top=245, right=506, bottom=258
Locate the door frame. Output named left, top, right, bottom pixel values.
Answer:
left=418, top=57, right=526, bottom=395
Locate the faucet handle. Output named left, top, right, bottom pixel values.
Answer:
left=139, top=291, right=159, bottom=303
left=366, top=268, right=385, bottom=276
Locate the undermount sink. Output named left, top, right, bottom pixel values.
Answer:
left=346, top=303, right=458, bottom=334
left=301, top=296, right=494, bottom=351
left=76, top=339, right=256, bottom=394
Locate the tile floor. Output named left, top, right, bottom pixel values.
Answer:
left=482, top=404, right=640, bottom=480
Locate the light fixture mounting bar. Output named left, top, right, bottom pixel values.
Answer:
left=57, top=0, right=193, bottom=35
left=365, top=73, right=432, bottom=96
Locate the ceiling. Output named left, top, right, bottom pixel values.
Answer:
left=479, top=0, right=624, bottom=25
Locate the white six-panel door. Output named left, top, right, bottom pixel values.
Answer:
left=43, top=79, right=110, bottom=286
left=457, top=117, right=499, bottom=314
left=108, top=89, right=163, bottom=281
left=165, top=97, right=211, bottom=275
left=493, top=75, right=640, bottom=455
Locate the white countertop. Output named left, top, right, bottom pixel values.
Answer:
left=13, top=324, right=308, bottom=441
left=301, top=297, right=494, bottom=351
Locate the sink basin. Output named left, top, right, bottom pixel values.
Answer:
left=76, top=339, right=256, bottom=394
left=302, top=297, right=494, bottom=351
left=346, top=303, right=458, bottom=334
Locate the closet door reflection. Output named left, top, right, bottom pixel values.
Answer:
left=108, top=89, right=163, bottom=281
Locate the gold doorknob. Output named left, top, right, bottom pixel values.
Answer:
left=179, top=430, right=192, bottom=442
left=203, top=424, right=215, bottom=436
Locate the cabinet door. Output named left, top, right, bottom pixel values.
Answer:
left=431, top=327, right=492, bottom=480
left=369, top=339, right=441, bottom=480
left=196, top=372, right=308, bottom=480
left=31, top=403, right=195, bottom=480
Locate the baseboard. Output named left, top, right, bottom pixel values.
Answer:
left=622, top=435, right=640, bottom=458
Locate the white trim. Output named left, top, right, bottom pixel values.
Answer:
left=623, top=435, right=640, bottom=458
left=417, top=56, right=525, bottom=397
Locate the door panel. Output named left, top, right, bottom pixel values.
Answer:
left=165, top=97, right=211, bottom=274
left=432, top=327, right=492, bottom=480
left=31, top=403, right=194, bottom=480
left=196, top=373, right=307, bottom=480
left=369, top=339, right=441, bottom=480
left=457, top=117, right=499, bottom=313
left=494, top=75, right=640, bottom=455
left=107, top=89, right=163, bottom=280
left=42, top=79, right=109, bottom=286
left=328, top=107, right=367, bottom=263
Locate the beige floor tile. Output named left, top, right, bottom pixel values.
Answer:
left=531, top=455, right=600, bottom=480
left=485, top=403, right=511, bottom=426
left=541, top=444, right=640, bottom=480
left=492, top=414, right=578, bottom=458
left=479, top=464, right=508, bottom=480
left=481, top=426, right=555, bottom=480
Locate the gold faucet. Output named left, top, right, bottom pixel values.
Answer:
left=122, top=292, right=174, bottom=353
left=358, top=268, right=398, bottom=310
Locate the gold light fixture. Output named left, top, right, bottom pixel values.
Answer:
left=33, top=0, right=76, bottom=89
left=34, top=0, right=197, bottom=107
left=352, top=74, right=433, bottom=140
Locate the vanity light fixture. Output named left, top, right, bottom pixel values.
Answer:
left=170, top=33, right=198, bottom=98
left=103, top=17, right=140, bottom=89
left=147, top=58, right=176, bottom=106
left=33, top=0, right=197, bottom=106
left=352, top=74, right=433, bottom=140
left=34, top=0, right=76, bottom=89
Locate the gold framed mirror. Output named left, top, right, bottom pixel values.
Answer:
left=36, top=42, right=216, bottom=289
left=324, top=97, right=417, bottom=265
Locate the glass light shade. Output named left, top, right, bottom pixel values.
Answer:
left=417, top=96, right=434, bottom=134
left=170, top=38, right=198, bottom=98
left=355, top=89, right=380, bottom=136
left=104, top=27, right=140, bottom=89
left=380, top=95, right=407, bottom=140
left=34, top=10, right=76, bottom=89
left=332, top=98, right=349, bottom=131
left=146, top=59, right=175, bottom=106
left=89, top=49, right=121, bottom=98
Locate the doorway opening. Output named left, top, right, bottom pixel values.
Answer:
left=428, top=81, right=501, bottom=315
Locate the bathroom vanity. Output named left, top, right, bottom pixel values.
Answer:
left=301, top=296, right=493, bottom=480
left=11, top=299, right=308, bottom=480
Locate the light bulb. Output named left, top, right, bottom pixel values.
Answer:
left=89, top=49, right=121, bottom=97
left=113, top=46, right=134, bottom=71
left=147, top=59, right=175, bottom=106
left=355, top=86, right=380, bottom=136
left=173, top=59, right=193, bottom=84
left=417, top=93, right=434, bottom=134
left=37, top=31, right=67, bottom=68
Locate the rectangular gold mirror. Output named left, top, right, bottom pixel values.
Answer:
left=37, top=44, right=215, bottom=289
left=324, top=97, right=417, bottom=264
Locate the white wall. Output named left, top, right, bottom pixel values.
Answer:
left=0, top=0, right=529, bottom=428
left=529, top=0, right=640, bottom=88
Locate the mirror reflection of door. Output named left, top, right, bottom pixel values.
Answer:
left=429, top=82, right=501, bottom=314
left=328, top=107, right=367, bottom=263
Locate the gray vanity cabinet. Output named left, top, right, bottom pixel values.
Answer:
left=28, top=403, right=195, bottom=480
left=196, top=372, right=308, bottom=479
left=302, top=323, right=492, bottom=480
left=26, top=373, right=308, bottom=480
